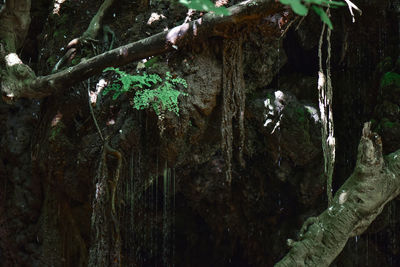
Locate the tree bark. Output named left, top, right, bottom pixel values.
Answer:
left=0, top=0, right=282, bottom=99
left=0, top=0, right=31, bottom=52
left=276, top=122, right=400, bottom=266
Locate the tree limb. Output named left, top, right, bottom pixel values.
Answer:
left=1, top=0, right=283, bottom=99
left=275, top=122, right=400, bottom=266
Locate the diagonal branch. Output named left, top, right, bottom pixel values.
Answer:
left=1, top=0, right=283, bottom=99
left=275, top=122, right=400, bottom=266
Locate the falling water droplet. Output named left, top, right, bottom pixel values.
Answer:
left=278, top=193, right=281, bottom=207
left=163, top=163, right=169, bottom=266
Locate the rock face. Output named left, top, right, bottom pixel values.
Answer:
left=0, top=0, right=399, bottom=266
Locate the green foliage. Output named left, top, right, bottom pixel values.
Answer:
left=178, top=0, right=344, bottom=28
left=279, top=0, right=345, bottom=29
left=49, top=127, right=61, bottom=141
left=133, top=72, right=188, bottom=115
left=381, top=72, right=400, bottom=88
left=295, top=106, right=306, bottom=123
left=383, top=120, right=395, bottom=129
left=179, top=0, right=231, bottom=16
left=311, top=5, right=332, bottom=29
left=103, top=68, right=188, bottom=116
left=280, top=0, right=308, bottom=15
left=103, top=67, right=162, bottom=100
left=144, top=57, right=160, bottom=69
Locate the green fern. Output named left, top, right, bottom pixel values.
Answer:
left=133, top=72, right=188, bottom=115
left=381, top=72, right=400, bottom=88
left=103, top=68, right=188, bottom=116
left=103, top=67, right=162, bottom=100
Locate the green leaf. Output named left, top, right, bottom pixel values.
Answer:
left=179, top=0, right=231, bottom=16
left=312, top=5, right=333, bottom=29
left=291, top=0, right=308, bottom=16
left=103, top=67, right=188, bottom=116
left=280, top=0, right=308, bottom=16
left=320, top=0, right=346, bottom=6
left=303, top=0, right=345, bottom=6
left=381, top=72, right=400, bottom=88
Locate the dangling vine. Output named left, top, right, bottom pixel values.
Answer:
left=317, top=9, right=335, bottom=206
left=86, top=77, right=123, bottom=267
left=221, top=35, right=246, bottom=184
left=279, top=0, right=362, bottom=207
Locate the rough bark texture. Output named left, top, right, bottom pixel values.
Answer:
left=0, top=0, right=31, bottom=51
left=276, top=123, right=400, bottom=266
left=221, top=35, right=246, bottom=182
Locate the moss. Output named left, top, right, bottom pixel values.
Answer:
left=58, top=14, right=69, bottom=25
left=295, top=107, right=306, bottom=123
left=46, top=55, right=57, bottom=66
left=49, top=127, right=61, bottom=141
left=371, top=119, right=378, bottom=130
left=71, top=58, right=80, bottom=65
left=377, top=118, right=399, bottom=132
left=53, top=29, right=67, bottom=39
left=383, top=120, right=395, bottom=129
left=144, top=56, right=160, bottom=69
left=49, top=122, right=66, bottom=142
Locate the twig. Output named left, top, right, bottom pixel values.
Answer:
left=344, top=0, right=362, bottom=23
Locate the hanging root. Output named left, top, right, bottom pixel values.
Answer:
left=221, top=35, right=246, bottom=183
left=105, top=143, right=122, bottom=222
left=86, top=78, right=105, bottom=141
left=53, top=0, right=116, bottom=72
left=344, top=0, right=362, bottom=23
left=105, top=141, right=123, bottom=266
left=318, top=16, right=336, bottom=206
left=89, top=140, right=123, bottom=267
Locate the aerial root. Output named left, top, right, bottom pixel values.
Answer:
left=344, top=0, right=362, bottom=23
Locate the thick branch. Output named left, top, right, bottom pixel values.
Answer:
left=275, top=122, right=400, bottom=266
left=2, top=0, right=282, bottom=99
